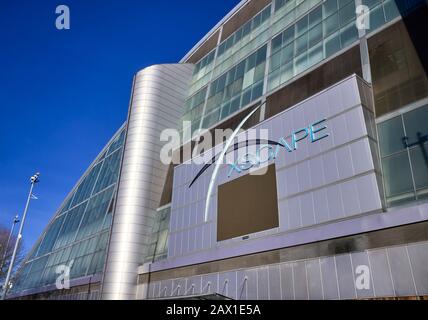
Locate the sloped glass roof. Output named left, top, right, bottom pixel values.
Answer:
left=10, top=125, right=126, bottom=295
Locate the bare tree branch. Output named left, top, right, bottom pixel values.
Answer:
left=0, top=224, right=25, bottom=285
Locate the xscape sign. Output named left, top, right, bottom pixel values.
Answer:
left=189, top=118, right=329, bottom=187
left=187, top=102, right=330, bottom=222
left=227, top=119, right=329, bottom=177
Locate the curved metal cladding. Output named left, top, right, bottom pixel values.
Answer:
left=101, top=64, right=194, bottom=300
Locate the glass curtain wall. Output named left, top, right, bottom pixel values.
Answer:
left=11, top=126, right=126, bottom=294
left=145, top=206, right=171, bottom=263
left=268, top=0, right=400, bottom=93
left=182, top=0, right=400, bottom=137
left=370, top=19, right=428, bottom=208
left=378, top=104, right=428, bottom=206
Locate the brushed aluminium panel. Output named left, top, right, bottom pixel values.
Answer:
left=101, top=64, right=193, bottom=300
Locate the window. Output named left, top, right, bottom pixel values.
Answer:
left=53, top=202, right=87, bottom=249
left=308, top=42, right=324, bottom=66
left=202, top=45, right=267, bottom=126
left=296, top=15, right=308, bottom=36
left=283, top=25, right=295, bottom=45
left=378, top=116, right=405, bottom=157
left=216, top=5, right=271, bottom=60
left=145, top=206, right=171, bottom=263
left=309, top=23, right=323, bottom=47
left=309, top=6, right=322, bottom=28
left=378, top=104, right=428, bottom=206
left=382, top=152, right=414, bottom=199
left=281, top=42, right=294, bottom=64
left=275, top=0, right=293, bottom=12
left=268, top=1, right=360, bottom=93
left=410, top=148, right=428, bottom=192
left=92, top=150, right=121, bottom=194
left=323, top=0, right=337, bottom=18
left=370, top=4, right=386, bottom=30
left=71, top=162, right=102, bottom=207
left=338, top=1, right=355, bottom=27
left=369, top=21, right=428, bottom=117
left=340, top=21, right=358, bottom=48
left=324, top=31, right=340, bottom=57
left=272, top=34, right=283, bottom=53
left=295, top=33, right=308, bottom=55
left=403, top=106, right=428, bottom=146
left=324, top=12, right=339, bottom=36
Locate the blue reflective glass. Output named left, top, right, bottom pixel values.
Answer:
left=36, top=215, right=65, bottom=257
left=54, top=202, right=87, bottom=249
left=71, top=162, right=102, bottom=207
left=378, top=116, right=406, bottom=157
left=403, top=105, right=428, bottom=146
left=107, top=128, right=125, bottom=155
left=75, top=186, right=114, bottom=241
left=92, top=150, right=121, bottom=194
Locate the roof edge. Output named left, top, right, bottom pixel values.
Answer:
left=179, top=0, right=249, bottom=63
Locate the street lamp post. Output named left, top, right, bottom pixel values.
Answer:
left=0, top=215, right=20, bottom=272
left=1, top=172, right=40, bottom=300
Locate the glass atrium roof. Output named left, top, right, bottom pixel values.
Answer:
left=10, top=125, right=126, bottom=295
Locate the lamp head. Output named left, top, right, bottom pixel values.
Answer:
left=30, top=172, right=40, bottom=184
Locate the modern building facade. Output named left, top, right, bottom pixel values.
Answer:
left=7, top=0, right=428, bottom=300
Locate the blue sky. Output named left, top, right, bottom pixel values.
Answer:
left=0, top=0, right=239, bottom=252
